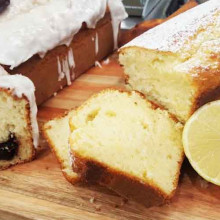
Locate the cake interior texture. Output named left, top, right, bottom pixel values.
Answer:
left=69, top=90, right=184, bottom=198
left=43, top=111, right=78, bottom=183
left=0, top=89, right=35, bottom=169
left=119, top=6, right=220, bottom=123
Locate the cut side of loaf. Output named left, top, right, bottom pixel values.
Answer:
left=69, top=89, right=184, bottom=207
left=119, top=0, right=220, bottom=123
left=43, top=111, right=79, bottom=183
left=0, top=75, right=38, bottom=170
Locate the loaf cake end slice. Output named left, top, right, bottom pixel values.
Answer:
left=0, top=75, right=38, bottom=170
left=69, top=89, right=184, bottom=207
left=43, top=111, right=79, bottom=183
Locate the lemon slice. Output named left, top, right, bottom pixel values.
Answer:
left=183, top=101, right=220, bottom=186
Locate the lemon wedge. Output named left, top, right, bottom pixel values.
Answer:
left=183, top=101, right=220, bottom=186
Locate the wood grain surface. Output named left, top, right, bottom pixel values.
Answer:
left=0, top=55, right=219, bottom=220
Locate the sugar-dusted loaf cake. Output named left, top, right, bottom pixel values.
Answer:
left=69, top=89, right=184, bottom=207
left=119, top=0, right=220, bottom=123
left=0, top=0, right=127, bottom=105
left=43, top=110, right=79, bottom=183
left=0, top=73, right=39, bottom=170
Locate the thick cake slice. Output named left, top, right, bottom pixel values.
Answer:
left=0, top=74, right=39, bottom=170
left=119, top=0, right=220, bottom=123
left=43, top=111, right=79, bottom=183
left=69, top=89, right=184, bottom=207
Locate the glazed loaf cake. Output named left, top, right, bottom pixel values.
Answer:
left=43, top=110, right=79, bottom=183
left=0, top=72, right=39, bottom=170
left=69, top=89, right=184, bottom=207
left=0, top=0, right=127, bottom=105
left=119, top=0, right=220, bottom=123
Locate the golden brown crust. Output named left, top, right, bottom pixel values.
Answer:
left=42, top=110, right=80, bottom=184
left=0, top=88, right=36, bottom=170
left=73, top=153, right=168, bottom=207
left=190, top=66, right=220, bottom=115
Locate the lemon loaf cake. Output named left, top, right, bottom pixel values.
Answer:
left=0, top=0, right=127, bottom=105
left=0, top=73, right=39, bottom=170
left=43, top=110, right=79, bottom=183
left=119, top=0, right=220, bottom=123
left=69, top=89, right=184, bottom=207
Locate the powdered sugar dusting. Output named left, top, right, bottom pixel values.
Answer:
left=123, top=0, right=220, bottom=54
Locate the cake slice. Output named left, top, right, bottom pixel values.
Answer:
left=0, top=73, right=39, bottom=170
left=69, top=89, right=184, bottom=207
left=119, top=0, right=220, bottom=123
left=43, top=111, right=79, bottom=183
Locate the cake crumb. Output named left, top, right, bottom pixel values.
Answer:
left=60, top=86, right=63, bottom=90
left=95, top=61, right=102, bottom=68
left=103, top=58, right=110, bottom=65
left=89, top=197, right=95, bottom=204
left=53, top=92, right=57, bottom=97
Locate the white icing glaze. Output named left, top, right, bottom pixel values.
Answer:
left=0, top=66, right=8, bottom=75
left=0, top=74, right=39, bottom=148
left=122, top=0, right=220, bottom=54
left=95, top=33, right=99, bottom=55
left=0, top=0, right=127, bottom=69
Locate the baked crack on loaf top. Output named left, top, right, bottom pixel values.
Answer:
left=69, top=89, right=184, bottom=207
left=119, top=0, right=220, bottom=123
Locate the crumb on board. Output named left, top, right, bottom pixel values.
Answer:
left=89, top=197, right=95, bottom=204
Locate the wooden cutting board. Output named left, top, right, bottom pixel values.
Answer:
left=0, top=54, right=219, bottom=220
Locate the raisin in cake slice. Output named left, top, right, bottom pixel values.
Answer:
left=119, top=0, right=220, bottom=123
left=69, top=89, right=184, bottom=207
left=0, top=73, right=39, bottom=170
left=43, top=110, right=79, bottom=183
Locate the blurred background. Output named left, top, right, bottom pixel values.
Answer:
left=122, top=0, right=209, bottom=29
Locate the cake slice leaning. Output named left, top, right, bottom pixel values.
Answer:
left=69, top=89, right=184, bottom=207
left=0, top=74, right=39, bottom=170
left=43, top=110, right=79, bottom=183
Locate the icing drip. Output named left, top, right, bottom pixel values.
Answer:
left=57, top=48, right=75, bottom=85
left=108, top=0, right=128, bottom=50
left=62, top=57, right=71, bottom=86
left=0, top=74, right=39, bottom=149
left=57, top=56, right=64, bottom=81
left=0, top=0, right=127, bottom=69
left=95, top=33, right=99, bottom=55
